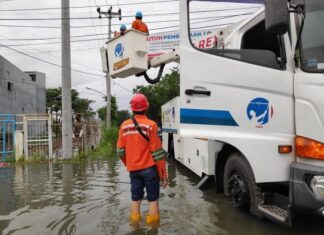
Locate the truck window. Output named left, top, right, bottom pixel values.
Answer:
left=188, top=0, right=285, bottom=70
left=241, top=21, right=280, bottom=58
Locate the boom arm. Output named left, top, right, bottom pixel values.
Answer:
left=137, top=49, right=180, bottom=84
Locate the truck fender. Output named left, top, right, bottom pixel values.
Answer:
left=213, top=143, right=245, bottom=193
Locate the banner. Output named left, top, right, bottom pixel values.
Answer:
left=147, top=29, right=223, bottom=58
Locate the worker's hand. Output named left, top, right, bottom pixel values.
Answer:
left=161, top=176, right=168, bottom=188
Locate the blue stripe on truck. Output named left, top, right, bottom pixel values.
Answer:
left=180, top=108, right=238, bottom=126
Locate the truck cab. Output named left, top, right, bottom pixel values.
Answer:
left=161, top=0, right=324, bottom=225
left=105, top=0, right=324, bottom=226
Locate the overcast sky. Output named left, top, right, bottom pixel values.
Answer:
left=0, top=0, right=260, bottom=112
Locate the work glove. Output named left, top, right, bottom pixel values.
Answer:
left=155, top=159, right=168, bottom=188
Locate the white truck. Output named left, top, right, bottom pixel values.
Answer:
left=105, top=0, right=324, bottom=226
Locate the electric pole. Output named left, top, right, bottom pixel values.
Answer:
left=97, top=6, right=121, bottom=128
left=61, top=0, right=73, bottom=159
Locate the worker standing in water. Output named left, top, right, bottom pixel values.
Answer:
left=132, top=11, right=149, bottom=35
left=117, top=94, right=168, bottom=226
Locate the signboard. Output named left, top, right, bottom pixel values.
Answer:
left=147, top=29, right=225, bottom=58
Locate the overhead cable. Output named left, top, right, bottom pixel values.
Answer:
left=0, top=0, right=179, bottom=12
left=0, top=12, right=254, bottom=29
left=0, top=7, right=259, bottom=21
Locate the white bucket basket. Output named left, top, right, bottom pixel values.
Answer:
left=106, top=29, right=148, bottom=78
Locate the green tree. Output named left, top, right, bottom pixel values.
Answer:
left=46, top=87, right=95, bottom=118
left=133, top=68, right=180, bottom=125
left=116, top=110, right=131, bottom=126
left=97, top=96, right=119, bottom=125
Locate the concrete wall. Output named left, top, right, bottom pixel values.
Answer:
left=0, top=55, right=46, bottom=114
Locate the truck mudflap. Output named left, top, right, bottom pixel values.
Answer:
left=290, top=162, right=324, bottom=217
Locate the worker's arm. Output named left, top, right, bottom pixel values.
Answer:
left=117, top=125, right=126, bottom=166
left=131, top=21, right=137, bottom=30
left=150, top=123, right=168, bottom=187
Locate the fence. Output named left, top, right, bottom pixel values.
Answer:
left=52, top=113, right=101, bottom=158
left=0, top=113, right=101, bottom=161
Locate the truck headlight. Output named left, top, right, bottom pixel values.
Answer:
left=310, top=176, right=324, bottom=198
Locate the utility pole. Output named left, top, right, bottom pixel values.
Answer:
left=61, top=0, right=73, bottom=159
left=97, top=6, right=121, bottom=128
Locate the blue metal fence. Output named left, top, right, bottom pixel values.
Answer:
left=0, top=114, right=16, bottom=162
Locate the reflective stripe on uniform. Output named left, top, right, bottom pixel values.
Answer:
left=152, top=148, right=165, bottom=161
left=122, top=123, right=150, bottom=137
left=117, top=147, right=125, bottom=157
left=123, top=130, right=149, bottom=137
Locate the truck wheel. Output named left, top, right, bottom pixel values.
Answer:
left=223, top=152, right=261, bottom=215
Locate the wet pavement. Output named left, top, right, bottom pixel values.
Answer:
left=0, top=156, right=323, bottom=235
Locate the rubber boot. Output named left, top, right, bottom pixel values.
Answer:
left=146, top=213, right=160, bottom=226
left=130, top=213, right=141, bottom=223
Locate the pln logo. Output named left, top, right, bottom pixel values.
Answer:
left=247, top=97, right=273, bottom=127
left=115, top=43, right=124, bottom=58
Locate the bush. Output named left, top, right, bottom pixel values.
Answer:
left=101, top=127, right=119, bottom=148
left=90, top=127, right=119, bottom=158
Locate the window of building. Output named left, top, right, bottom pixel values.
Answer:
left=29, top=73, right=37, bottom=82
left=8, top=82, right=14, bottom=91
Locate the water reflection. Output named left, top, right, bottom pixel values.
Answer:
left=0, top=158, right=323, bottom=235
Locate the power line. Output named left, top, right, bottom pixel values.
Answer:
left=0, top=43, right=133, bottom=93
left=0, top=17, right=240, bottom=40
left=0, top=11, right=255, bottom=30
left=0, top=7, right=259, bottom=21
left=88, top=0, right=103, bottom=47
left=0, top=42, right=105, bottom=77
left=111, top=80, right=132, bottom=93
left=2, top=46, right=101, bottom=53
left=0, top=13, right=252, bottom=46
left=0, top=0, right=179, bottom=12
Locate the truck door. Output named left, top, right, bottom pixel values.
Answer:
left=294, top=1, right=324, bottom=166
left=180, top=1, right=295, bottom=183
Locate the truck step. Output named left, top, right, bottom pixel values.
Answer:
left=257, top=193, right=292, bottom=227
left=258, top=203, right=288, bottom=222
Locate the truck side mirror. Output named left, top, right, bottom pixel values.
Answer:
left=265, top=0, right=289, bottom=35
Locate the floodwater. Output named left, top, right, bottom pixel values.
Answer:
left=0, top=157, right=323, bottom=235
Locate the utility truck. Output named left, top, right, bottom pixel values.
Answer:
left=104, top=0, right=324, bottom=226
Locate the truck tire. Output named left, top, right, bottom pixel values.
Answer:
left=223, top=152, right=262, bottom=215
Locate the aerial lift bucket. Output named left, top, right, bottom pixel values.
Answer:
left=106, top=29, right=148, bottom=78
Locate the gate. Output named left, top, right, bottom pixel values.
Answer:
left=0, top=114, right=15, bottom=162
left=23, top=114, right=52, bottom=159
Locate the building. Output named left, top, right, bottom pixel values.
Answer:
left=0, top=55, right=46, bottom=114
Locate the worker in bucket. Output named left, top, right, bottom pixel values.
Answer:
left=114, top=24, right=127, bottom=37
left=117, top=93, right=168, bottom=226
left=132, top=11, right=149, bottom=35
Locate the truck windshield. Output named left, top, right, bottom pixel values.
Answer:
left=301, top=0, right=324, bottom=72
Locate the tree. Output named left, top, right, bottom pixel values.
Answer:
left=46, top=87, right=95, bottom=119
left=97, top=96, right=119, bottom=125
left=133, top=68, right=180, bottom=126
left=116, top=110, right=131, bottom=126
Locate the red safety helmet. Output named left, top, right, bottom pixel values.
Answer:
left=130, top=94, right=149, bottom=112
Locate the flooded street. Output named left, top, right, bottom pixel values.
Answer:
left=0, top=157, right=323, bottom=235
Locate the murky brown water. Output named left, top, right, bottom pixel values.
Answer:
left=0, top=156, right=323, bottom=235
